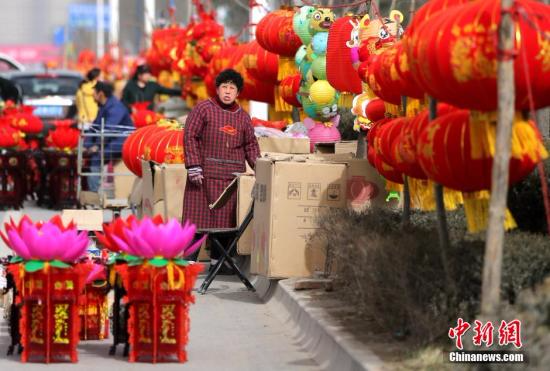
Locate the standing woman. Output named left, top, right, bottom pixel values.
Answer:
left=75, top=67, right=101, bottom=126
left=182, top=69, right=260, bottom=268
left=121, top=64, right=182, bottom=112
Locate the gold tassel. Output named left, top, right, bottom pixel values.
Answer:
left=408, top=178, right=463, bottom=211
left=278, top=56, right=298, bottom=81
left=405, top=98, right=425, bottom=118
left=384, top=102, right=401, bottom=117
left=274, top=87, right=293, bottom=112
left=386, top=181, right=403, bottom=193
left=463, top=191, right=517, bottom=233
left=469, top=111, right=496, bottom=160
left=511, top=115, right=549, bottom=162
left=338, top=93, right=355, bottom=109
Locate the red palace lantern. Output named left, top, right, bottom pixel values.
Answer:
left=143, top=126, right=184, bottom=164
left=11, top=106, right=44, bottom=134
left=416, top=110, right=546, bottom=192
left=122, top=125, right=168, bottom=177
left=49, top=120, right=79, bottom=151
left=367, top=118, right=404, bottom=184
left=256, top=10, right=302, bottom=57
left=365, top=98, right=386, bottom=122
left=409, top=0, right=550, bottom=111
left=326, top=16, right=362, bottom=95
left=393, top=39, right=424, bottom=100
left=278, top=73, right=302, bottom=107
left=0, top=118, right=22, bottom=148
left=131, top=102, right=161, bottom=128
left=243, top=40, right=279, bottom=84
left=362, top=53, right=402, bottom=105
left=230, top=44, right=275, bottom=104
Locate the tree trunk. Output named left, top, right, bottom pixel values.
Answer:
left=409, top=0, right=417, bottom=25
left=481, top=0, right=516, bottom=317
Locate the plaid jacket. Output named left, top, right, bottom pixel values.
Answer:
left=182, top=99, right=260, bottom=229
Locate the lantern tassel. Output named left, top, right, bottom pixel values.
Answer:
left=408, top=178, right=463, bottom=211
left=405, top=98, right=425, bottom=118
left=337, top=93, right=355, bottom=109
left=463, top=191, right=517, bottom=233
left=274, top=87, right=293, bottom=112
left=384, top=102, right=401, bottom=117
left=385, top=180, right=403, bottom=193
left=511, top=115, right=549, bottom=162
left=277, top=56, right=298, bottom=81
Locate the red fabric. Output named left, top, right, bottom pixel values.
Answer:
left=182, top=99, right=260, bottom=228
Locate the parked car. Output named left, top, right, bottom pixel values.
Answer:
left=0, top=52, right=25, bottom=71
left=0, top=69, right=83, bottom=128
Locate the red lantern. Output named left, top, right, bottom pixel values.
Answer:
left=230, top=44, right=275, bottom=104
left=256, top=10, right=302, bottom=57
left=326, top=16, right=362, bottom=94
left=122, top=125, right=167, bottom=177
left=243, top=40, right=279, bottom=84
left=143, top=126, right=184, bottom=164
left=10, top=106, right=44, bottom=134
left=365, top=98, right=386, bottom=122
left=367, top=118, right=404, bottom=184
left=417, top=110, right=544, bottom=192
left=393, top=40, right=424, bottom=100
left=50, top=126, right=80, bottom=150
left=278, top=73, right=302, bottom=107
left=0, top=118, right=22, bottom=148
left=131, top=102, right=161, bottom=128
left=410, top=0, right=550, bottom=111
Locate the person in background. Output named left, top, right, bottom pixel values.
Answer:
left=85, top=81, right=134, bottom=192
left=75, top=67, right=101, bottom=127
left=182, top=69, right=260, bottom=271
left=121, top=64, right=182, bottom=112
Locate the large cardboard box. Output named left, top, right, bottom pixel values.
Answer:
left=141, top=160, right=187, bottom=220
left=314, top=140, right=358, bottom=155
left=257, top=137, right=310, bottom=154
left=61, top=209, right=103, bottom=231
left=251, top=155, right=388, bottom=278
left=113, top=161, right=137, bottom=200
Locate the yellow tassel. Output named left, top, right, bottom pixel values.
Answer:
left=192, top=80, right=208, bottom=101
left=109, top=266, right=116, bottom=286
left=511, top=115, right=549, bottom=162
left=469, top=111, right=496, bottom=159
left=463, top=191, right=517, bottom=233
left=360, top=83, right=378, bottom=99
left=408, top=178, right=463, bottom=211
left=405, top=98, right=425, bottom=118
left=384, top=102, right=401, bottom=117
left=274, top=87, right=293, bottom=112
left=278, top=56, right=298, bottom=81
left=338, top=93, right=355, bottom=109
left=386, top=181, right=403, bottom=193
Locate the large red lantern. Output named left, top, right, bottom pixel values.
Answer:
left=49, top=128, right=80, bottom=150
left=367, top=118, right=404, bottom=184
left=143, top=126, right=184, bottom=164
left=410, top=0, right=550, bottom=111
left=365, top=98, right=386, bottom=122
left=278, top=73, right=302, bottom=107
left=243, top=40, right=279, bottom=84
left=131, top=102, right=161, bottom=128
left=326, top=16, right=362, bottom=95
left=0, top=118, right=22, bottom=148
left=10, top=106, right=44, bottom=134
left=122, top=125, right=167, bottom=177
left=416, top=110, right=546, bottom=192
left=256, top=10, right=302, bottom=57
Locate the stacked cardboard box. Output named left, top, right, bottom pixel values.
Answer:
left=250, top=153, right=388, bottom=279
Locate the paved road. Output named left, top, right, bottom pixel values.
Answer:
left=0, top=204, right=320, bottom=370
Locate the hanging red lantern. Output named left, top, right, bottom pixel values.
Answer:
left=256, top=10, right=302, bottom=57
left=416, top=110, right=547, bottom=192
left=367, top=118, right=404, bottom=184
left=365, top=98, right=386, bottom=122
left=10, top=106, right=44, bottom=134
left=410, top=0, right=550, bottom=111
left=0, top=118, right=22, bottom=148
left=393, top=40, right=424, bottom=100
left=230, top=44, right=275, bottom=104
left=326, top=16, right=362, bottom=95
left=278, top=73, right=302, bottom=107
left=243, top=40, right=279, bottom=84
left=143, top=126, right=184, bottom=164
left=131, top=102, right=161, bottom=128
left=122, top=125, right=168, bottom=177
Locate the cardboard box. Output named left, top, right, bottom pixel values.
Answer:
left=251, top=155, right=388, bottom=278
left=113, top=161, right=137, bottom=200
left=257, top=137, right=310, bottom=154
left=314, top=140, right=358, bottom=155
left=141, top=160, right=187, bottom=220
left=61, top=209, right=103, bottom=231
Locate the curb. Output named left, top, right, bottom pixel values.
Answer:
left=252, top=276, right=386, bottom=371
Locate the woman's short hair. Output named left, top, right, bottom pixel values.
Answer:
left=215, top=69, right=244, bottom=92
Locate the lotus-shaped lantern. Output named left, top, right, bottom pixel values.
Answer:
left=0, top=215, right=89, bottom=271
left=95, top=214, right=164, bottom=253
left=110, top=217, right=205, bottom=266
